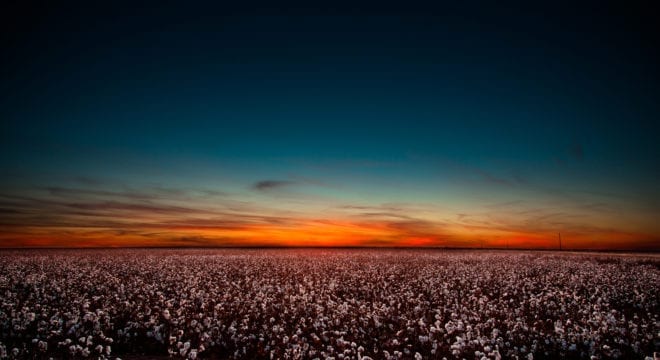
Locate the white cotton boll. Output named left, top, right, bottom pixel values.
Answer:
left=189, top=349, right=198, bottom=359
left=445, top=321, right=455, bottom=334
left=95, top=345, right=103, bottom=353
left=358, top=346, right=364, bottom=353
left=414, top=352, right=422, bottom=360
left=494, top=349, right=502, bottom=360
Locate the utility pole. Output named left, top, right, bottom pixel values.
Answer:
left=558, top=232, right=562, bottom=251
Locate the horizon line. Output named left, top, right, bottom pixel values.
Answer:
left=1, top=246, right=658, bottom=253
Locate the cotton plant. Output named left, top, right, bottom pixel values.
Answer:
left=0, top=249, right=657, bottom=359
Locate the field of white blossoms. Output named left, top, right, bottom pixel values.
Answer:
left=0, top=249, right=658, bottom=359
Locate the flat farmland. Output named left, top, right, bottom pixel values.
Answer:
left=0, top=249, right=658, bottom=359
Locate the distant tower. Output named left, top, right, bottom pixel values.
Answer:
left=558, top=232, right=562, bottom=251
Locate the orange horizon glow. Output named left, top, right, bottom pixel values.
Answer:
left=1, top=182, right=658, bottom=251
left=1, top=219, right=657, bottom=250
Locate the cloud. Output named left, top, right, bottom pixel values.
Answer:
left=0, top=177, right=656, bottom=249
left=252, top=180, right=295, bottom=191
left=45, top=187, right=157, bottom=200
left=356, top=212, right=417, bottom=220
left=64, top=201, right=200, bottom=215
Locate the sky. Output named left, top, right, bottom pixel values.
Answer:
left=1, top=2, right=659, bottom=249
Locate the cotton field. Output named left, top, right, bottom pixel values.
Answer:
left=0, top=249, right=658, bottom=359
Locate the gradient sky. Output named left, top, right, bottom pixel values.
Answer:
left=1, top=2, right=659, bottom=249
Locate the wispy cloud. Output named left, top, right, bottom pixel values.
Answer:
left=252, top=180, right=296, bottom=191
left=0, top=178, right=657, bottom=249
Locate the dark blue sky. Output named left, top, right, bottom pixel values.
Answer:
left=1, top=1, right=659, bottom=248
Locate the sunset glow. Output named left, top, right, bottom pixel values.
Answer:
left=0, top=182, right=657, bottom=249
left=1, top=2, right=658, bottom=250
